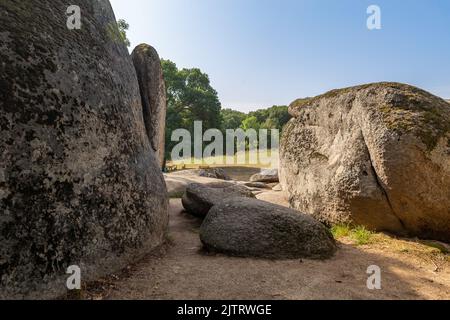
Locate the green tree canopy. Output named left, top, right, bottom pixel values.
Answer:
left=220, top=109, right=247, bottom=132
left=161, top=59, right=291, bottom=162
left=117, top=19, right=131, bottom=47
left=247, top=105, right=291, bottom=130
left=220, top=105, right=291, bottom=133
left=161, top=59, right=222, bottom=160
left=241, top=116, right=260, bottom=132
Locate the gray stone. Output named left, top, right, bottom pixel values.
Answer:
left=131, top=44, right=167, bottom=168
left=0, top=0, right=168, bottom=299
left=182, top=182, right=255, bottom=218
left=250, top=169, right=279, bottom=183
left=280, top=82, right=450, bottom=241
left=244, top=182, right=271, bottom=189
left=198, top=168, right=231, bottom=181
left=164, top=171, right=229, bottom=198
left=200, top=198, right=337, bottom=259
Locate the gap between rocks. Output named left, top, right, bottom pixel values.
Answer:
left=360, top=130, right=407, bottom=232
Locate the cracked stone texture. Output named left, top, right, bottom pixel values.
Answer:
left=280, top=82, right=450, bottom=242
left=131, top=44, right=166, bottom=168
left=0, top=0, right=168, bottom=299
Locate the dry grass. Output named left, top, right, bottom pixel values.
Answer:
left=332, top=224, right=449, bottom=273
left=368, top=234, right=450, bottom=273
left=167, top=149, right=279, bottom=169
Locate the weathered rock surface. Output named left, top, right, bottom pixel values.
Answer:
left=200, top=198, right=337, bottom=259
left=244, top=182, right=271, bottom=189
left=131, top=44, right=167, bottom=168
left=249, top=169, right=279, bottom=183
left=272, top=184, right=283, bottom=191
left=280, top=82, right=450, bottom=241
left=0, top=0, right=168, bottom=299
left=182, top=182, right=255, bottom=218
left=256, top=190, right=290, bottom=208
left=198, top=168, right=231, bottom=181
left=164, top=170, right=232, bottom=198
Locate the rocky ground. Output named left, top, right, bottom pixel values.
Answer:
left=4, top=1, right=448, bottom=301
left=79, top=168, right=449, bottom=300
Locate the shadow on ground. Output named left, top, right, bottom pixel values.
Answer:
left=99, top=200, right=449, bottom=300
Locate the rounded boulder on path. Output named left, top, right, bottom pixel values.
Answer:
left=200, top=198, right=337, bottom=259
left=182, top=182, right=255, bottom=218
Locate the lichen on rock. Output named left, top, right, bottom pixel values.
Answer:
left=131, top=44, right=167, bottom=168
left=0, top=0, right=168, bottom=299
left=281, top=82, right=450, bottom=242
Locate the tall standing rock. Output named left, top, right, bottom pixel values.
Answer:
left=131, top=44, right=167, bottom=168
left=0, top=0, right=168, bottom=299
left=280, top=82, right=450, bottom=242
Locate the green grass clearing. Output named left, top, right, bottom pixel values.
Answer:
left=331, top=224, right=374, bottom=246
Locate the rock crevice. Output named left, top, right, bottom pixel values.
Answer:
left=361, top=131, right=407, bottom=233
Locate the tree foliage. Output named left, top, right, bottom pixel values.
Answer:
left=117, top=19, right=131, bottom=47
left=245, top=105, right=291, bottom=130
left=220, top=106, right=291, bottom=132
left=221, top=106, right=291, bottom=151
left=220, top=109, right=247, bottom=132
left=161, top=59, right=291, bottom=161
left=161, top=59, right=222, bottom=158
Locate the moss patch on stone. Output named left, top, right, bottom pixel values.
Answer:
left=289, top=82, right=450, bottom=151
left=377, top=87, right=450, bottom=151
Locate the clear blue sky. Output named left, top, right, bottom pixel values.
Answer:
left=110, top=0, right=450, bottom=112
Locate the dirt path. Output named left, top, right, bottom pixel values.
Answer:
left=103, top=199, right=449, bottom=300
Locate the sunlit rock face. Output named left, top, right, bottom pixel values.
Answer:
left=0, top=0, right=168, bottom=299
left=280, top=82, right=450, bottom=242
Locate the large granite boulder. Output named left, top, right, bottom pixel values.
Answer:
left=131, top=44, right=167, bottom=168
left=0, top=0, right=168, bottom=299
left=200, top=198, right=337, bottom=259
left=182, top=182, right=255, bottom=218
left=280, top=82, right=450, bottom=241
